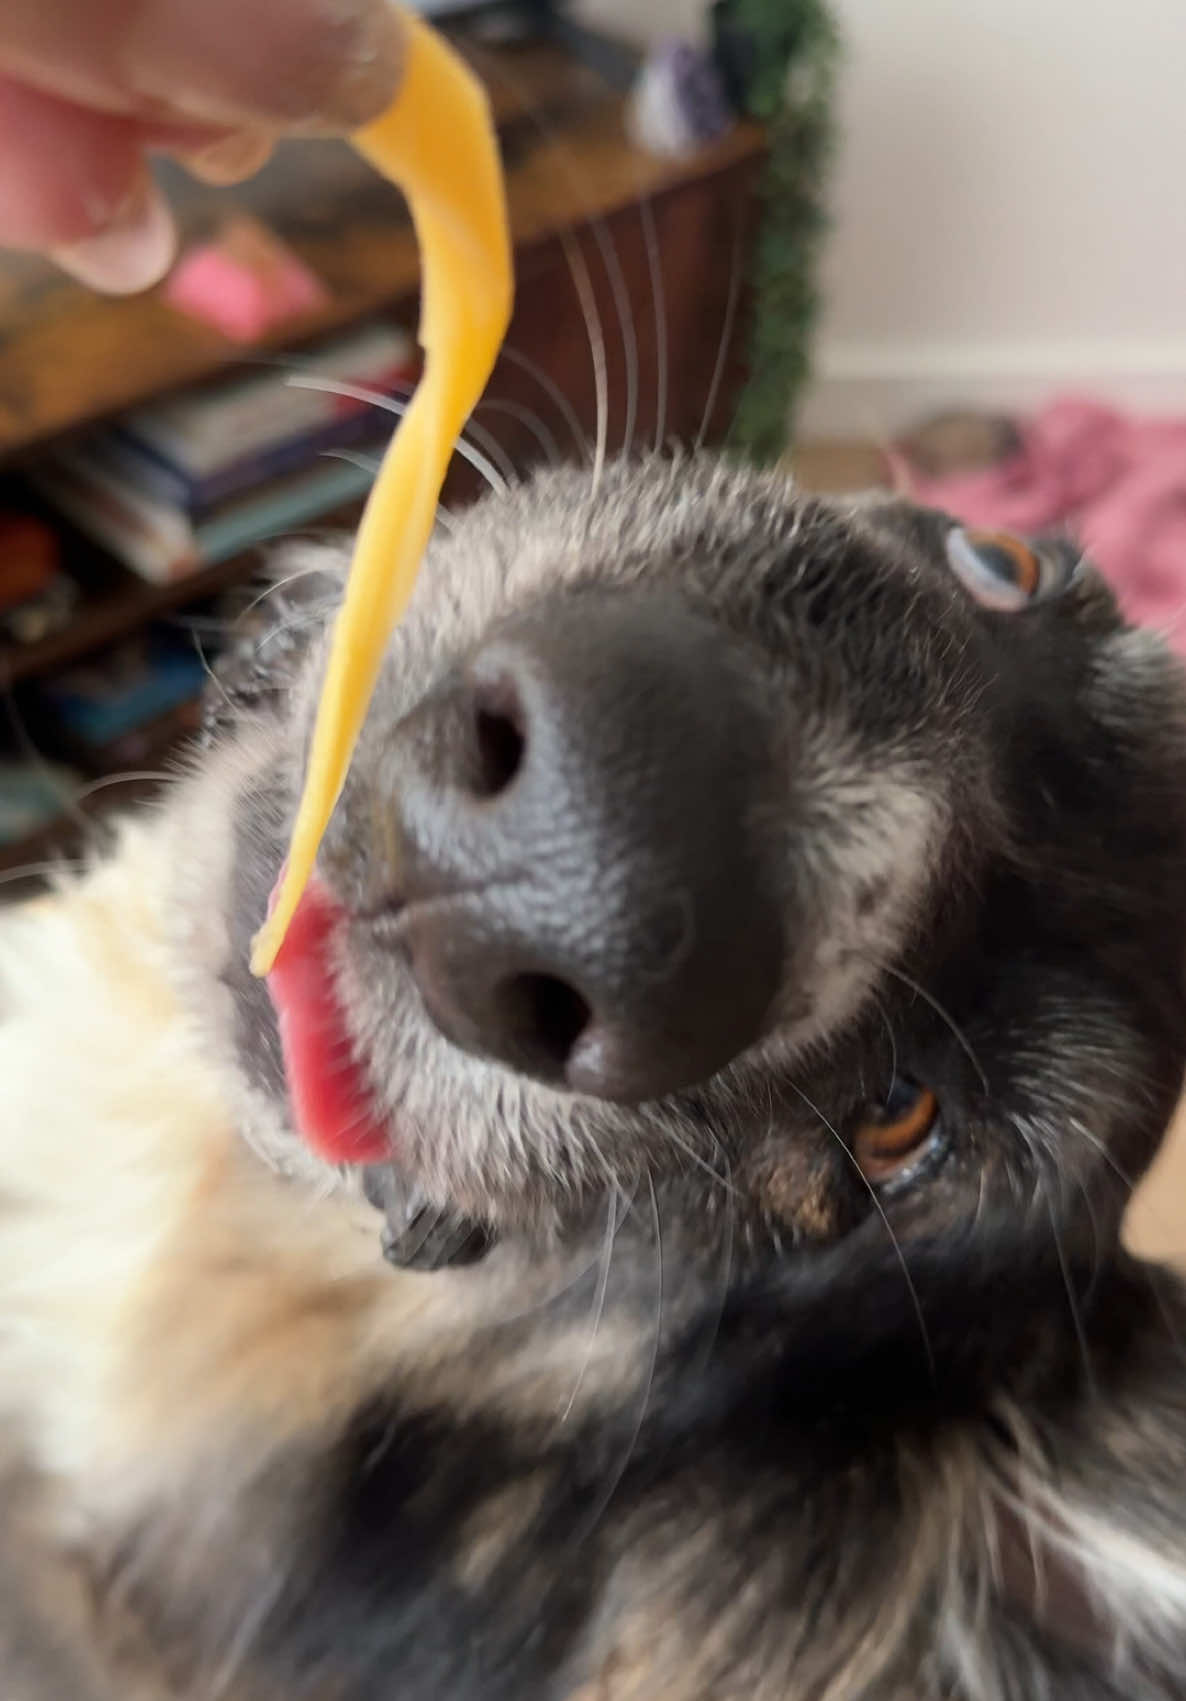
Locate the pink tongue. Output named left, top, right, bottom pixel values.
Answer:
left=263, top=878, right=391, bottom=1165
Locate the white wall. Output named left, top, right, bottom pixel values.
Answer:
left=576, top=0, right=1186, bottom=439
left=802, top=0, right=1186, bottom=436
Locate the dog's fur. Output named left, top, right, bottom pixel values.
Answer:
left=5, top=455, right=1186, bottom=1698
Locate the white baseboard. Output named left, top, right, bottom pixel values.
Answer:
left=797, top=340, right=1186, bottom=440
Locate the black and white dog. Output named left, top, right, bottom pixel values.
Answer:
left=4, top=456, right=1186, bottom=1700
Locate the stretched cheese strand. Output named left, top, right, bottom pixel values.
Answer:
left=251, top=8, right=513, bottom=976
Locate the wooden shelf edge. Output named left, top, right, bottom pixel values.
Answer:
left=0, top=553, right=266, bottom=689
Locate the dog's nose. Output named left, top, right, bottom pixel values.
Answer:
left=381, top=591, right=784, bottom=1101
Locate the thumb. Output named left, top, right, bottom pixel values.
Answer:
left=0, top=0, right=405, bottom=133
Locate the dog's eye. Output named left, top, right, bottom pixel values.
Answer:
left=946, top=527, right=1053, bottom=611
left=853, top=1078, right=940, bottom=1184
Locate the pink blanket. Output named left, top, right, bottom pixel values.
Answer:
left=897, top=398, right=1186, bottom=651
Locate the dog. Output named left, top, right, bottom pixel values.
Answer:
left=3, top=455, right=1186, bottom=1698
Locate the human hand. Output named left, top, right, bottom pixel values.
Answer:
left=0, top=0, right=404, bottom=293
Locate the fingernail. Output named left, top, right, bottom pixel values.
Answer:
left=311, top=0, right=406, bottom=129
left=186, top=130, right=274, bottom=186
left=52, top=176, right=177, bottom=296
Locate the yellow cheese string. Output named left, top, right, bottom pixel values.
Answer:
left=251, top=8, right=513, bottom=976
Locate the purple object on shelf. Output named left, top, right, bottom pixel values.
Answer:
left=628, top=37, right=734, bottom=158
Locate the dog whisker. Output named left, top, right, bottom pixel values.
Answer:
left=557, top=1186, right=622, bottom=1423
left=571, top=1170, right=663, bottom=1550
left=283, top=376, right=510, bottom=495
left=788, top=1077, right=936, bottom=1384
left=638, top=196, right=667, bottom=456
left=875, top=961, right=991, bottom=1095
left=472, top=48, right=630, bottom=475
left=694, top=214, right=745, bottom=453
left=500, top=345, right=590, bottom=460
left=476, top=397, right=563, bottom=467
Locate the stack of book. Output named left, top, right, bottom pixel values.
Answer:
left=27, top=627, right=209, bottom=775
left=0, top=509, right=77, bottom=648
left=29, top=320, right=417, bottom=584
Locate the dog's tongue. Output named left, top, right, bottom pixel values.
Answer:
left=263, top=877, right=391, bottom=1165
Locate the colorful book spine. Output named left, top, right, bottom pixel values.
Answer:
left=98, top=409, right=393, bottom=515
left=29, top=450, right=382, bottom=583
left=118, top=322, right=416, bottom=474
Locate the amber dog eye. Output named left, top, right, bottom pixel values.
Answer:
left=853, top=1078, right=940, bottom=1184
left=946, top=527, right=1053, bottom=611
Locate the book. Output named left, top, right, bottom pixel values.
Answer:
left=0, top=573, right=77, bottom=648
left=81, top=408, right=394, bottom=516
left=34, top=630, right=206, bottom=753
left=114, top=320, right=416, bottom=478
left=29, top=447, right=384, bottom=584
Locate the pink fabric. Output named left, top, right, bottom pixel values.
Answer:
left=165, top=221, right=329, bottom=343
left=899, top=398, right=1186, bottom=650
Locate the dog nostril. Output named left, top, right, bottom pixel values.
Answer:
left=471, top=679, right=525, bottom=799
left=500, top=971, right=591, bottom=1075
left=474, top=707, right=523, bottom=796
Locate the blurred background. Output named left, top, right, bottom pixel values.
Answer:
left=2, top=0, right=1186, bottom=890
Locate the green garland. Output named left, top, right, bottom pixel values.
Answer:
left=715, top=0, right=839, bottom=463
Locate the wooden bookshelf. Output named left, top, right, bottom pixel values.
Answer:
left=3, top=550, right=260, bottom=692
left=0, top=31, right=767, bottom=882
left=0, top=39, right=763, bottom=462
